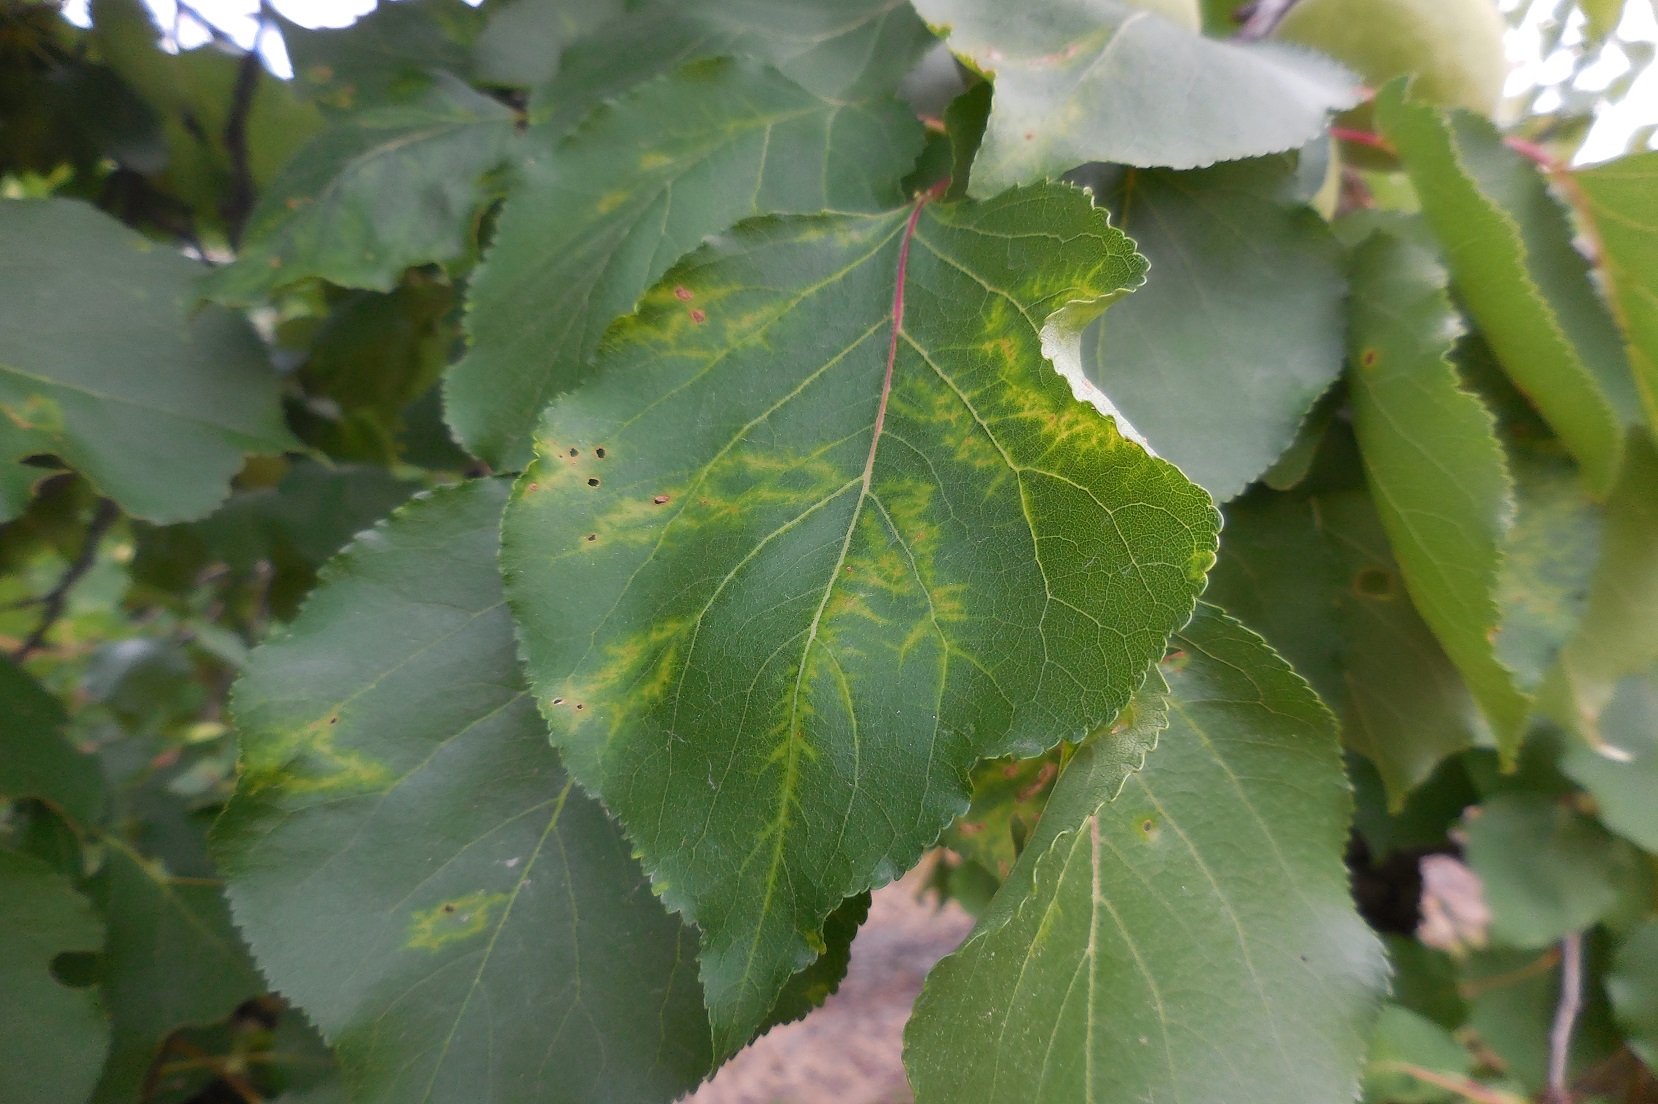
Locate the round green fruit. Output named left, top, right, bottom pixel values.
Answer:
left=1275, top=0, right=1509, bottom=164
left=1275, top=0, right=1508, bottom=114
left=1129, top=0, right=1203, bottom=34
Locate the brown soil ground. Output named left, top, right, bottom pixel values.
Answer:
left=681, top=869, right=976, bottom=1104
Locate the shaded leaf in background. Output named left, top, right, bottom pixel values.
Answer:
left=1346, top=227, right=1529, bottom=755
left=1361, top=1004, right=1473, bottom=1104
left=202, top=75, right=516, bottom=304
left=0, top=656, right=103, bottom=826
left=447, top=57, right=924, bottom=469
left=910, top=0, right=1358, bottom=192
left=1463, top=942, right=1622, bottom=1094
left=216, top=480, right=714, bottom=1104
left=1561, top=670, right=1658, bottom=852
left=1492, top=441, right=1603, bottom=691
left=1376, top=85, right=1638, bottom=496
left=280, top=0, right=487, bottom=110
left=0, top=848, right=109, bottom=1104
left=0, top=198, right=293, bottom=524
left=905, top=606, right=1386, bottom=1104
left=1573, top=151, right=1658, bottom=433
left=130, top=460, right=418, bottom=619
left=1462, top=793, right=1638, bottom=949
left=1204, top=489, right=1479, bottom=804
left=1610, top=919, right=1658, bottom=1068
left=89, top=840, right=263, bottom=1104
left=502, top=183, right=1217, bottom=1054
left=531, top=0, right=935, bottom=135
left=90, top=0, right=322, bottom=207
left=285, top=275, right=456, bottom=465
left=1079, top=156, right=1347, bottom=501
left=1541, top=433, right=1658, bottom=742
left=472, top=0, right=627, bottom=87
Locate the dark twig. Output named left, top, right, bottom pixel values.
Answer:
left=13, top=499, right=119, bottom=662
left=1546, top=932, right=1585, bottom=1104
left=1236, top=0, right=1302, bottom=40
left=222, top=35, right=264, bottom=248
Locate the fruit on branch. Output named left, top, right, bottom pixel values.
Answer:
left=1275, top=0, right=1509, bottom=165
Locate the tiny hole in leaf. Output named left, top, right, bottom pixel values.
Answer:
left=587, top=478, right=600, bottom=487
left=653, top=495, right=669, bottom=504
left=586, top=534, right=597, bottom=542
left=595, top=447, right=606, bottom=458
left=569, top=447, right=579, bottom=457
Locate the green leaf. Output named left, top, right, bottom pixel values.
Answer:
left=0, top=656, right=103, bottom=826
left=1542, top=433, right=1658, bottom=741
left=89, top=839, right=263, bottom=1104
left=910, top=0, right=1358, bottom=191
left=1561, top=670, right=1658, bottom=852
left=0, top=848, right=108, bottom=1104
left=501, top=183, right=1218, bottom=1054
left=1573, top=151, right=1658, bottom=434
left=904, top=605, right=1386, bottom=1104
left=531, top=0, right=936, bottom=134
left=201, top=75, right=517, bottom=305
left=447, top=57, right=924, bottom=469
left=1375, top=85, right=1638, bottom=496
left=1079, top=157, right=1347, bottom=500
left=1205, top=489, right=1479, bottom=805
left=1462, top=793, right=1637, bottom=949
left=280, top=0, right=487, bottom=110
left=1609, top=919, right=1658, bottom=1068
left=1347, top=227, right=1530, bottom=756
left=1362, top=1004, right=1473, bottom=1104
left=1463, top=943, right=1622, bottom=1093
left=216, top=479, right=714, bottom=1104
left=1491, top=440, right=1603, bottom=690
left=0, top=198, right=294, bottom=524
left=473, top=0, right=626, bottom=88
left=1581, top=0, right=1626, bottom=45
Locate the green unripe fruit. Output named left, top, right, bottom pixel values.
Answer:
left=1128, top=0, right=1203, bottom=34
left=1275, top=0, right=1509, bottom=164
left=1275, top=0, right=1508, bottom=114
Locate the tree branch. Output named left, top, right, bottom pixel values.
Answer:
left=1236, top=0, right=1302, bottom=40
left=222, top=40, right=264, bottom=248
left=1547, top=932, right=1585, bottom=1104
left=12, top=499, right=119, bottom=662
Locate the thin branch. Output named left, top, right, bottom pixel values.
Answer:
left=1366, top=1063, right=1518, bottom=1104
left=12, top=499, right=119, bottom=662
left=221, top=25, right=266, bottom=248
left=1546, top=932, right=1585, bottom=1104
left=1236, top=0, right=1302, bottom=40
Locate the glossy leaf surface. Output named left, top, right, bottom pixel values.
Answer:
left=1376, top=86, right=1637, bottom=496
left=202, top=76, right=517, bottom=304
left=448, top=58, right=923, bottom=469
left=911, top=0, right=1358, bottom=190
left=905, top=606, right=1386, bottom=1104
left=502, top=183, right=1219, bottom=1054
left=0, top=199, right=292, bottom=523
left=1080, top=157, right=1347, bottom=500
left=217, top=480, right=715, bottom=1104
left=0, top=849, right=109, bottom=1104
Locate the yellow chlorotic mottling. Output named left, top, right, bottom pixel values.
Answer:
left=406, top=890, right=511, bottom=951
